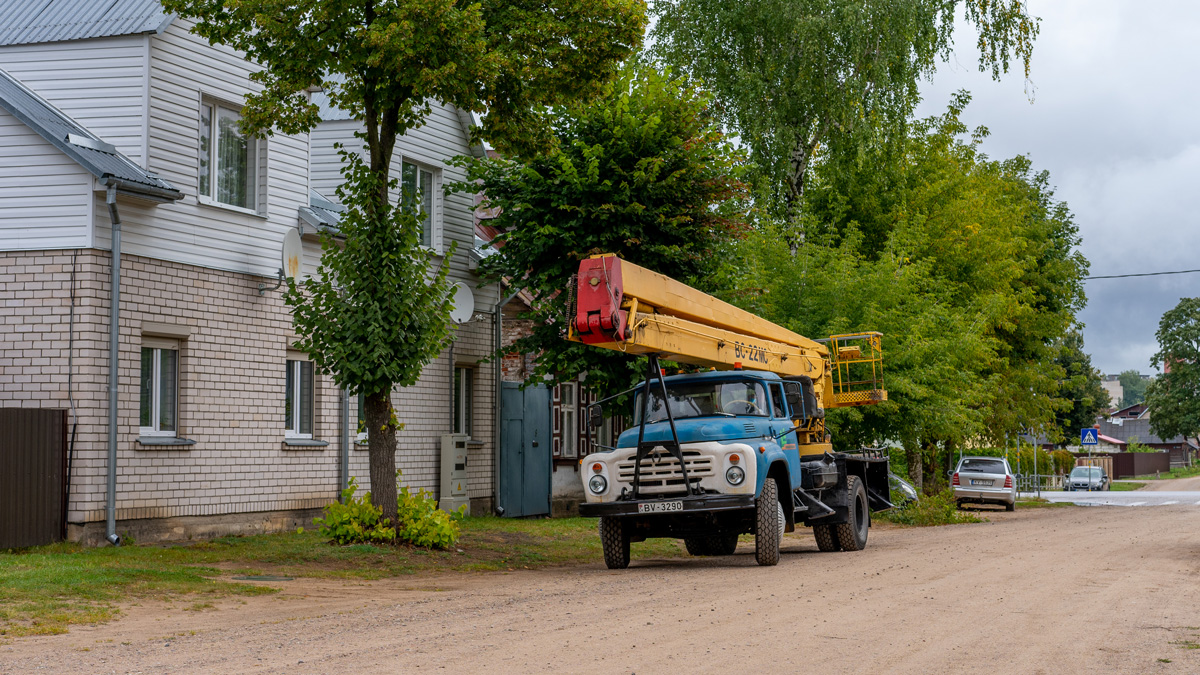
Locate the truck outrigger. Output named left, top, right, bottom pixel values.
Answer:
left=570, top=254, right=891, bottom=568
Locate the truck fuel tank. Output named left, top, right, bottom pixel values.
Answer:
left=801, top=453, right=840, bottom=490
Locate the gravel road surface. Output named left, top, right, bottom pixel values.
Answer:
left=3, top=506, right=1199, bottom=674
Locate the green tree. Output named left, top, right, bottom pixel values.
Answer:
left=458, top=65, right=750, bottom=394
left=1146, top=297, right=1200, bottom=442
left=162, top=0, right=646, bottom=525
left=1118, top=369, right=1149, bottom=407
left=651, top=0, right=1038, bottom=223
left=737, top=97, right=1088, bottom=492
left=1051, top=329, right=1110, bottom=444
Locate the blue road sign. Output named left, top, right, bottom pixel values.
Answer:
left=1081, top=428, right=1099, bottom=445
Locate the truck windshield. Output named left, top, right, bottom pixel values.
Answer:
left=634, top=380, right=769, bottom=423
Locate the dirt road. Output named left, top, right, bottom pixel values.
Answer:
left=1140, top=475, right=1200, bottom=492
left=4, top=506, right=1200, bottom=674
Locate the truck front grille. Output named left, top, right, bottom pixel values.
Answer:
left=616, top=450, right=714, bottom=495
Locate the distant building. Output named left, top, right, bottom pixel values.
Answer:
left=1099, top=375, right=1123, bottom=411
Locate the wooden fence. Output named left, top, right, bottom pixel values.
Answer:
left=0, top=408, right=67, bottom=548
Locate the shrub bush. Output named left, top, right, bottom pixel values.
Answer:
left=315, top=476, right=463, bottom=549
left=877, top=489, right=983, bottom=526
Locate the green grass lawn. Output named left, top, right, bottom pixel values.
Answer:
left=1109, top=481, right=1148, bottom=491
left=1128, top=465, right=1200, bottom=481
left=0, top=517, right=686, bottom=638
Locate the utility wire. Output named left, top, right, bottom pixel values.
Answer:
left=1085, top=268, right=1200, bottom=280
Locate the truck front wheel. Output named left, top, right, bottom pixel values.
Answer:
left=599, top=517, right=630, bottom=569
left=755, top=478, right=782, bottom=566
left=834, top=475, right=869, bottom=551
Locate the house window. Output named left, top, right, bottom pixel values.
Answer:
left=285, top=359, right=314, bottom=438
left=139, top=342, right=178, bottom=436
left=560, top=382, right=577, bottom=459
left=453, top=367, right=473, bottom=436
left=401, top=160, right=436, bottom=248
left=199, top=101, right=257, bottom=209
left=356, top=391, right=368, bottom=443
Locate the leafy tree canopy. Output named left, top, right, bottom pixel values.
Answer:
left=736, top=95, right=1088, bottom=491
left=161, top=0, right=646, bottom=524
left=457, top=64, right=751, bottom=395
left=1118, top=369, right=1149, bottom=408
left=1051, top=329, right=1110, bottom=443
left=1146, top=297, right=1200, bottom=441
left=651, top=0, right=1038, bottom=221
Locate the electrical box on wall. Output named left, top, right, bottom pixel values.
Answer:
left=439, top=433, right=470, bottom=514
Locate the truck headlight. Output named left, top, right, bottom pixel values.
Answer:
left=726, top=466, right=745, bottom=486
left=588, top=474, right=608, bottom=494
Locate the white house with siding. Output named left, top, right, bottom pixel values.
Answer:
left=0, top=0, right=502, bottom=544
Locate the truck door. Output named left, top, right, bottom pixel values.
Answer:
left=769, top=381, right=802, bottom=490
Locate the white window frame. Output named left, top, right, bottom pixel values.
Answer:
left=198, top=98, right=262, bottom=213
left=285, top=356, right=315, bottom=439
left=560, top=382, right=578, bottom=459
left=139, top=339, right=179, bottom=437
left=401, top=158, right=442, bottom=252
left=453, top=366, right=473, bottom=437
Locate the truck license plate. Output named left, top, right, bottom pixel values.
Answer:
left=638, top=501, right=683, bottom=514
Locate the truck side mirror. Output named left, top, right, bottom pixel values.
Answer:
left=785, top=376, right=819, bottom=424
left=588, top=403, right=604, bottom=429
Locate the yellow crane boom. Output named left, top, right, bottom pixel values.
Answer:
left=569, top=254, right=886, bottom=409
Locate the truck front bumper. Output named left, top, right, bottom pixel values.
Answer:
left=578, top=493, right=755, bottom=517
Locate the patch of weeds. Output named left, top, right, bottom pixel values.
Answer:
left=1171, top=640, right=1200, bottom=650
left=1016, top=498, right=1075, bottom=509
left=185, top=602, right=215, bottom=612
left=876, top=490, right=985, bottom=526
left=1158, top=658, right=1172, bottom=663
left=1110, top=482, right=1147, bottom=492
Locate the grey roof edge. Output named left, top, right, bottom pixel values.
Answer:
left=0, top=68, right=181, bottom=202
left=0, top=0, right=176, bottom=47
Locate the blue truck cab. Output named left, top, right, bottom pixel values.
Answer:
left=579, top=369, right=890, bottom=568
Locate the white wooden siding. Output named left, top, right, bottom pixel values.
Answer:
left=310, top=103, right=496, bottom=305
left=0, top=108, right=91, bottom=250
left=92, top=19, right=310, bottom=278
left=0, top=35, right=150, bottom=165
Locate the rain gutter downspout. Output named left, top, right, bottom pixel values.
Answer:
left=105, top=185, right=121, bottom=546
left=340, top=388, right=350, bottom=499
left=493, top=288, right=521, bottom=515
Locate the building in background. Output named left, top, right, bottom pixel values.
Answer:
left=0, top=0, right=499, bottom=545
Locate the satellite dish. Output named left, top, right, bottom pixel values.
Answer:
left=449, top=282, right=475, bottom=324
left=282, top=228, right=303, bottom=280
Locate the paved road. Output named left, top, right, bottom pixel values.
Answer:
left=1041, top=490, right=1200, bottom=506
left=5, top=507, right=1200, bottom=674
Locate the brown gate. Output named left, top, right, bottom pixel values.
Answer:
left=0, top=408, right=67, bottom=548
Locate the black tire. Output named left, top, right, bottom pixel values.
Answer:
left=1005, top=501, right=1015, bottom=512
left=684, top=537, right=709, bottom=556
left=710, top=533, right=739, bottom=556
left=956, top=499, right=964, bottom=510
left=813, top=523, right=841, bottom=552
left=834, top=475, right=869, bottom=552
left=599, top=517, right=630, bottom=569
left=687, top=533, right=740, bottom=556
left=755, top=478, right=782, bottom=566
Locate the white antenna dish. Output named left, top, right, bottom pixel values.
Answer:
left=282, top=228, right=303, bottom=280
left=449, top=282, right=475, bottom=324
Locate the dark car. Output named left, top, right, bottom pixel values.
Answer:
left=1064, top=466, right=1109, bottom=491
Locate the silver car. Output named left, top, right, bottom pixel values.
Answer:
left=953, top=456, right=1016, bottom=511
left=1064, top=466, right=1109, bottom=491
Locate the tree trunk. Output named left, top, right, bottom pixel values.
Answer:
left=904, top=441, right=923, bottom=493
left=921, top=438, right=941, bottom=496
left=364, top=390, right=399, bottom=525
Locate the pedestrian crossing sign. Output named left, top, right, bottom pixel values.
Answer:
left=1081, top=428, right=1098, bottom=445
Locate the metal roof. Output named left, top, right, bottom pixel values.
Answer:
left=0, top=68, right=181, bottom=201
left=298, top=189, right=344, bottom=237
left=0, top=0, right=173, bottom=46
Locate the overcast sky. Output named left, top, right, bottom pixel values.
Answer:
left=913, top=0, right=1200, bottom=377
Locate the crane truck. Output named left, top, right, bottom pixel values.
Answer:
left=570, top=254, right=891, bottom=568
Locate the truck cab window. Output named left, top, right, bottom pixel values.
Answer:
left=769, top=383, right=786, bottom=418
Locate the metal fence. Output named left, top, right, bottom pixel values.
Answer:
left=0, top=408, right=67, bottom=548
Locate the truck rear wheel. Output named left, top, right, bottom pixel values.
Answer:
left=813, top=524, right=841, bottom=552
left=599, top=517, right=630, bottom=569
left=834, top=475, right=869, bottom=552
left=755, top=478, right=782, bottom=566
left=684, top=533, right=739, bottom=556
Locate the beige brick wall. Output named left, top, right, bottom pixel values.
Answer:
left=0, top=249, right=497, bottom=527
